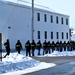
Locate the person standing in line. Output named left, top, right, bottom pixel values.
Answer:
left=56, top=41, right=60, bottom=51
left=70, top=41, right=74, bottom=51
left=59, top=41, right=63, bottom=52
left=51, top=41, right=55, bottom=52
left=36, top=40, right=42, bottom=55
left=15, top=40, right=22, bottom=54
left=43, top=40, right=47, bottom=55
left=25, top=40, right=31, bottom=57
left=63, top=41, right=66, bottom=51
left=4, top=39, right=10, bottom=57
left=73, top=41, right=75, bottom=50
left=67, top=41, right=70, bottom=51
left=31, top=40, right=36, bottom=56
left=47, top=41, right=51, bottom=54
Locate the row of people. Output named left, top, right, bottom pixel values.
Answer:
left=25, top=40, right=75, bottom=56
left=4, top=39, right=75, bottom=57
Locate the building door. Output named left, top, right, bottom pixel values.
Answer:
left=0, top=33, right=2, bottom=61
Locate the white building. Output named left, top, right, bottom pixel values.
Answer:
left=0, top=0, right=70, bottom=50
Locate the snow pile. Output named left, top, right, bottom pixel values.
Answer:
left=0, top=51, right=56, bottom=75
left=44, top=50, right=75, bottom=57
left=1, top=50, right=75, bottom=75
left=1, top=62, right=56, bottom=75
left=0, top=52, right=40, bottom=74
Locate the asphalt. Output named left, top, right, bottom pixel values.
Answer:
left=32, top=56, right=75, bottom=65
left=22, top=56, right=75, bottom=75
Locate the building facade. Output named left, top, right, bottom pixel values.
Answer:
left=0, top=0, right=70, bottom=50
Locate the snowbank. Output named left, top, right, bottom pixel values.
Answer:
left=0, top=51, right=56, bottom=75
left=44, top=50, right=75, bottom=57
left=1, top=50, right=75, bottom=75
left=0, top=52, right=40, bottom=74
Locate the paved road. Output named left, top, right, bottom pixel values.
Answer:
left=23, top=62, right=75, bottom=75
left=32, top=56, right=75, bottom=65
left=22, top=56, right=75, bottom=75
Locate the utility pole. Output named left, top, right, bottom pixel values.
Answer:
left=32, top=0, right=34, bottom=41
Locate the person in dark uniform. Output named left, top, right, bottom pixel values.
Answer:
left=47, top=41, right=51, bottom=54
left=51, top=41, right=55, bottom=52
left=70, top=41, right=74, bottom=51
left=63, top=41, right=66, bottom=51
left=43, top=40, right=47, bottom=55
left=4, top=39, right=10, bottom=57
left=59, top=41, right=63, bottom=52
left=73, top=41, right=75, bottom=50
left=56, top=41, right=60, bottom=51
left=67, top=41, right=70, bottom=51
left=25, top=40, right=31, bottom=56
left=36, top=40, right=42, bottom=55
left=15, top=40, right=22, bottom=54
left=31, top=40, right=36, bottom=56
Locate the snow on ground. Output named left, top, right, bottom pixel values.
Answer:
left=44, top=50, right=75, bottom=57
left=1, top=61, right=56, bottom=75
left=0, top=52, right=40, bottom=74
left=0, top=50, right=56, bottom=75
left=0, top=49, right=75, bottom=75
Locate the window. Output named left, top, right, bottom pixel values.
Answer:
left=66, top=18, right=68, bottom=25
left=38, top=31, right=40, bottom=39
left=51, top=32, right=53, bottom=39
left=62, top=32, right=64, bottom=39
left=61, top=17, right=63, bottom=24
left=66, top=33, right=68, bottom=39
left=45, top=31, right=47, bottom=39
left=51, top=15, right=53, bottom=23
left=44, top=14, right=47, bottom=22
left=56, top=16, right=58, bottom=24
left=56, top=32, right=59, bottom=39
left=37, top=13, right=40, bottom=21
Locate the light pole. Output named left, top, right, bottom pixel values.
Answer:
left=32, top=0, right=34, bottom=41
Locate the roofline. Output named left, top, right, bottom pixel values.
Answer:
left=2, top=0, right=69, bottom=17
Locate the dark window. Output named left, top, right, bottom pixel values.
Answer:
left=56, top=16, right=58, bottom=24
left=66, top=33, right=68, bottom=39
left=45, top=31, right=47, bottom=39
left=61, top=17, right=63, bottom=24
left=44, top=14, right=47, bottom=22
left=51, top=15, right=53, bottom=23
left=62, top=32, right=64, bottom=39
left=66, top=18, right=68, bottom=25
left=51, top=32, right=53, bottom=39
left=56, top=32, right=59, bottom=39
left=38, top=31, right=40, bottom=39
left=37, top=13, right=40, bottom=21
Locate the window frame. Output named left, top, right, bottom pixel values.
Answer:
left=51, top=15, right=53, bottom=23
left=38, top=31, right=40, bottom=39
left=56, top=32, right=59, bottom=39
left=45, top=31, right=47, bottom=39
left=51, top=32, right=53, bottom=39
left=66, top=18, right=68, bottom=25
left=56, top=16, right=58, bottom=24
left=61, top=17, right=63, bottom=24
left=37, top=13, right=40, bottom=21
left=66, top=32, right=68, bottom=39
left=44, top=14, right=47, bottom=22
left=61, top=32, right=64, bottom=39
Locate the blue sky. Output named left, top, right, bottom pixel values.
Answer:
left=23, top=0, right=75, bottom=29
